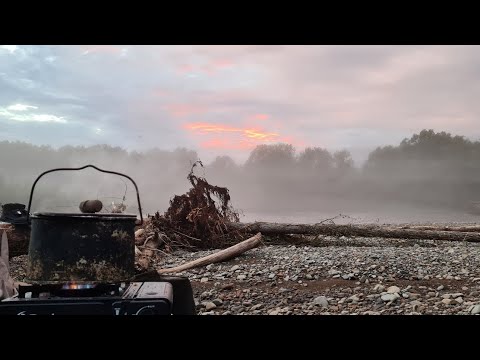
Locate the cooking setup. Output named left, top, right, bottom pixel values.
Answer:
left=0, top=165, right=196, bottom=315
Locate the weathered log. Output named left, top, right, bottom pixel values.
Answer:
left=227, top=222, right=480, bottom=242
left=395, top=225, right=480, bottom=232
left=0, top=224, right=30, bottom=258
left=157, top=232, right=262, bottom=274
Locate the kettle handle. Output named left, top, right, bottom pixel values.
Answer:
left=26, top=165, right=144, bottom=226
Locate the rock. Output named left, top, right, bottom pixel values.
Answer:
left=387, top=286, right=401, bottom=294
left=230, top=265, right=240, bottom=272
left=455, top=297, right=463, bottom=304
left=437, top=285, right=444, bottom=291
left=203, top=302, right=217, bottom=311
left=237, top=274, right=246, bottom=280
left=212, top=298, right=223, bottom=306
left=221, top=283, right=234, bottom=290
left=250, top=304, right=263, bottom=311
left=328, top=269, right=341, bottom=276
left=441, top=298, right=456, bottom=306
left=471, top=305, right=480, bottom=315
left=348, top=295, right=361, bottom=302
left=200, top=277, right=209, bottom=283
left=201, top=311, right=215, bottom=315
left=381, top=293, right=399, bottom=302
left=313, top=296, right=329, bottom=307
left=373, top=284, right=385, bottom=292
left=363, top=311, right=381, bottom=315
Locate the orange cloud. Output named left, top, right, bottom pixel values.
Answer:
left=184, top=122, right=296, bottom=150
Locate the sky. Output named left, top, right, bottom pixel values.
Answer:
left=1, top=45, right=480, bottom=164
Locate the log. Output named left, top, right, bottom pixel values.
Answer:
left=227, top=222, right=480, bottom=243
left=395, top=225, right=480, bottom=232
left=157, top=232, right=262, bottom=274
left=0, top=224, right=30, bottom=258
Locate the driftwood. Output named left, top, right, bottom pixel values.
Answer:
left=395, top=225, right=480, bottom=233
left=157, top=232, right=262, bottom=274
left=227, top=222, right=480, bottom=243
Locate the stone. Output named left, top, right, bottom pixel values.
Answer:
left=313, top=296, right=329, bottom=307
left=471, top=305, right=480, bottom=315
left=363, top=311, right=381, bottom=315
left=203, top=302, right=217, bottom=311
left=373, top=284, right=385, bottom=292
left=437, top=285, right=444, bottom=291
left=387, top=286, right=401, bottom=294
left=230, top=265, right=240, bottom=272
left=348, top=295, right=361, bottom=302
left=200, top=277, right=209, bottom=283
left=221, top=283, right=234, bottom=290
left=212, top=298, right=223, bottom=306
left=381, top=293, right=399, bottom=302
left=237, top=274, right=247, bottom=280
left=441, top=298, right=456, bottom=306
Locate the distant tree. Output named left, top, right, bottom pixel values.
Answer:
left=333, top=149, right=354, bottom=170
left=209, top=156, right=238, bottom=172
left=297, top=147, right=334, bottom=171
left=245, top=143, right=296, bottom=170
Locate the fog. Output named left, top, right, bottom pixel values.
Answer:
left=1, top=129, right=480, bottom=224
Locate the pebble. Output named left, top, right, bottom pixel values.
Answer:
left=313, top=296, right=329, bottom=307
left=387, top=286, right=401, bottom=294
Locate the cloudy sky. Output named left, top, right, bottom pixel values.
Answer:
left=1, top=45, right=479, bottom=164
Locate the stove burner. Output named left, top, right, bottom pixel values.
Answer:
left=61, top=283, right=97, bottom=290
left=18, top=283, right=122, bottom=299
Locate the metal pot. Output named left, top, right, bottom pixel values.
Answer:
left=25, top=165, right=144, bottom=284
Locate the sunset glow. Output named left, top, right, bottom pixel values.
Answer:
left=185, top=122, right=284, bottom=149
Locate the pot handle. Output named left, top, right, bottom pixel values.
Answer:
left=27, top=165, right=144, bottom=226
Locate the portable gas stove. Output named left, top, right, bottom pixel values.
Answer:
left=0, top=281, right=173, bottom=315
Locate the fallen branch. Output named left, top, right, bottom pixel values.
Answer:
left=227, top=222, right=480, bottom=243
left=157, top=232, right=262, bottom=274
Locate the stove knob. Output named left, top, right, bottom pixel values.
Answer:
left=135, top=305, right=157, bottom=315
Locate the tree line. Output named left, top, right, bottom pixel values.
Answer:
left=1, top=129, right=479, bottom=214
